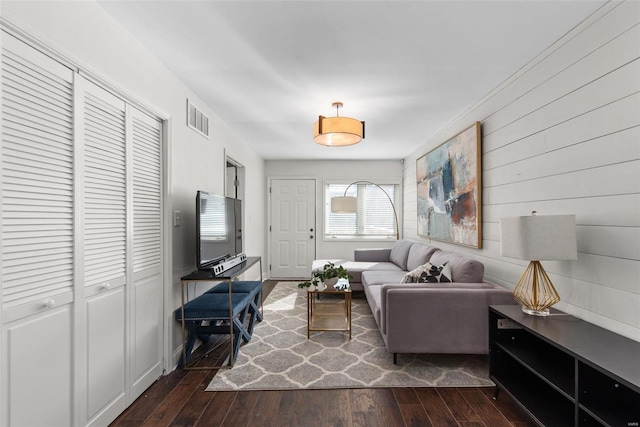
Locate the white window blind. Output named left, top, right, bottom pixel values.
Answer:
left=324, top=183, right=397, bottom=239
left=1, top=35, right=75, bottom=309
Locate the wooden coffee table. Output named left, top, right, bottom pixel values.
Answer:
left=307, top=288, right=352, bottom=339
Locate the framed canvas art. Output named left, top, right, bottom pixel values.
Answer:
left=416, top=122, right=482, bottom=248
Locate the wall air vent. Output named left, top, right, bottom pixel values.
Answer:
left=187, top=99, right=210, bottom=138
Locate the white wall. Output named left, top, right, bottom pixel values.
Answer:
left=402, top=1, right=640, bottom=341
left=265, top=160, right=403, bottom=261
left=1, top=1, right=267, bottom=361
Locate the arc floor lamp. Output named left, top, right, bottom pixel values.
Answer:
left=330, top=180, right=400, bottom=240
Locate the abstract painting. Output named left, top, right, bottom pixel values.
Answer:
left=416, top=122, right=482, bottom=248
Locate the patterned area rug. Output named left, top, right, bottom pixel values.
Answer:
left=206, top=282, right=492, bottom=391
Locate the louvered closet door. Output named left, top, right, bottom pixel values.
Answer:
left=1, top=33, right=74, bottom=426
left=80, top=80, right=128, bottom=426
left=128, top=107, right=163, bottom=400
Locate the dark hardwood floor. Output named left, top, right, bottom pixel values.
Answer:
left=111, top=281, right=534, bottom=427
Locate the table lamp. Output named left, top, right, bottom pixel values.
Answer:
left=500, top=212, right=577, bottom=316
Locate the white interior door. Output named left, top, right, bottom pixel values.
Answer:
left=270, top=179, right=316, bottom=279
left=1, top=32, right=75, bottom=427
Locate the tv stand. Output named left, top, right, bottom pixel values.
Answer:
left=489, top=305, right=640, bottom=426
left=212, top=253, right=246, bottom=276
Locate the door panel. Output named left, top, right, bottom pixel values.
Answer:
left=86, top=288, right=127, bottom=426
left=270, top=179, right=315, bottom=278
left=5, top=307, right=72, bottom=427
left=129, top=108, right=163, bottom=401
left=130, top=273, right=163, bottom=399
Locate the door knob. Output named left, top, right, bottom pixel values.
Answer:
left=310, top=235, right=314, bottom=239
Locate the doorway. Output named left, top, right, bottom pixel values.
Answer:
left=269, top=179, right=316, bottom=279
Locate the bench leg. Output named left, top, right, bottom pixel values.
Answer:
left=178, top=321, right=201, bottom=368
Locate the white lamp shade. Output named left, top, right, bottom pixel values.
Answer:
left=500, top=214, right=577, bottom=261
left=331, top=196, right=357, bottom=213
left=314, top=116, right=364, bottom=146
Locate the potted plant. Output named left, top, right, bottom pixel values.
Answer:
left=298, top=262, right=353, bottom=290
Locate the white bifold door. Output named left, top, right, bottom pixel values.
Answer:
left=0, top=32, right=163, bottom=427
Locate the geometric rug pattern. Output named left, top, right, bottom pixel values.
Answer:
left=207, top=282, right=493, bottom=391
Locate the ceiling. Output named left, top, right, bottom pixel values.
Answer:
left=97, top=0, right=606, bottom=161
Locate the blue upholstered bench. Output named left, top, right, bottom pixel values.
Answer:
left=206, top=280, right=263, bottom=326
left=175, top=280, right=263, bottom=367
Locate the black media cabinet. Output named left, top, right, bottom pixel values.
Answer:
left=489, top=305, right=640, bottom=427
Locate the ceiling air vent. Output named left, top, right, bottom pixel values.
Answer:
left=187, top=99, right=209, bottom=138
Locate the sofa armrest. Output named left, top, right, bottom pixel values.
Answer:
left=380, top=284, right=515, bottom=354
left=354, top=248, right=392, bottom=262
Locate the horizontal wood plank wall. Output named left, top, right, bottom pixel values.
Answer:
left=402, top=1, right=640, bottom=341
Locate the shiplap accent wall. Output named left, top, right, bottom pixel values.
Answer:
left=402, top=1, right=640, bottom=341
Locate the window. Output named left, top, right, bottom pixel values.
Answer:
left=324, top=182, right=398, bottom=240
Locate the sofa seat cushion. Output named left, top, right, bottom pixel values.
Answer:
left=339, top=261, right=401, bottom=284
left=361, top=268, right=406, bottom=287
left=429, top=251, right=484, bottom=283
left=406, top=243, right=440, bottom=271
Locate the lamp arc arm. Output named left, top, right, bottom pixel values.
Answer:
left=343, top=181, right=400, bottom=240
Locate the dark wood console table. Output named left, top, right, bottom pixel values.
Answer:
left=179, top=256, right=262, bottom=370
left=489, top=305, right=639, bottom=426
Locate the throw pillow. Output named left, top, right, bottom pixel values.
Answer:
left=400, top=263, right=430, bottom=283
left=401, top=262, right=452, bottom=283
left=420, top=261, right=452, bottom=283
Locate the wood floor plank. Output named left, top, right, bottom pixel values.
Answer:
left=246, top=390, right=283, bottom=426
left=458, top=388, right=511, bottom=427
left=324, top=389, right=353, bottom=427
left=350, top=388, right=405, bottom=427
left=169, top=386, right=216, bottom=427
left=113, top=369, right=188, bottom=424
left=220, top=391, right=260, bottom=426
left=392, top=387, right=421, bottom=405
left=277, top=389, right=329, bottom=426
left=414, top=388, right=458, bottom=427
left=438, top=388, right=481, bottom=423
left=479, top=387, right=534, bottom=424
left=142, top=370, right=208, bottom=426
left=195, top=391, right=237, bottom=427
left=399, top=403, right=435, bottom=427
left=393, top=388, right=433, bottom=427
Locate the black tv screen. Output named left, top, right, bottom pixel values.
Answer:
left=196, top=191, right=242, bottom=270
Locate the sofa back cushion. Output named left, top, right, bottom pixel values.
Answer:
left=406, top=243, right=440, bottom=271
left=429, top=251, right=484, bottom=282
left=389, top=240, right=414, bottom=270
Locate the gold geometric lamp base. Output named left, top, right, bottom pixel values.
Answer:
left=512, top=261, right=560, bottom=317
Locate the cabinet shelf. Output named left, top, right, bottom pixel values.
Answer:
left=494, top=336, right=574, bottom=398
left=489, top=305, right=640, bottom=427
left=491, top=352, right=574, bottom=426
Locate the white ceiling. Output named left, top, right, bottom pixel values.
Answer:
left=97, top=0, right=606, bottom=160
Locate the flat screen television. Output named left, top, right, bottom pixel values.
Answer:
left=196, top=191, right=243, bottom=270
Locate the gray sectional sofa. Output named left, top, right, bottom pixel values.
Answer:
left=313, top=239, right=515, bottom=362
